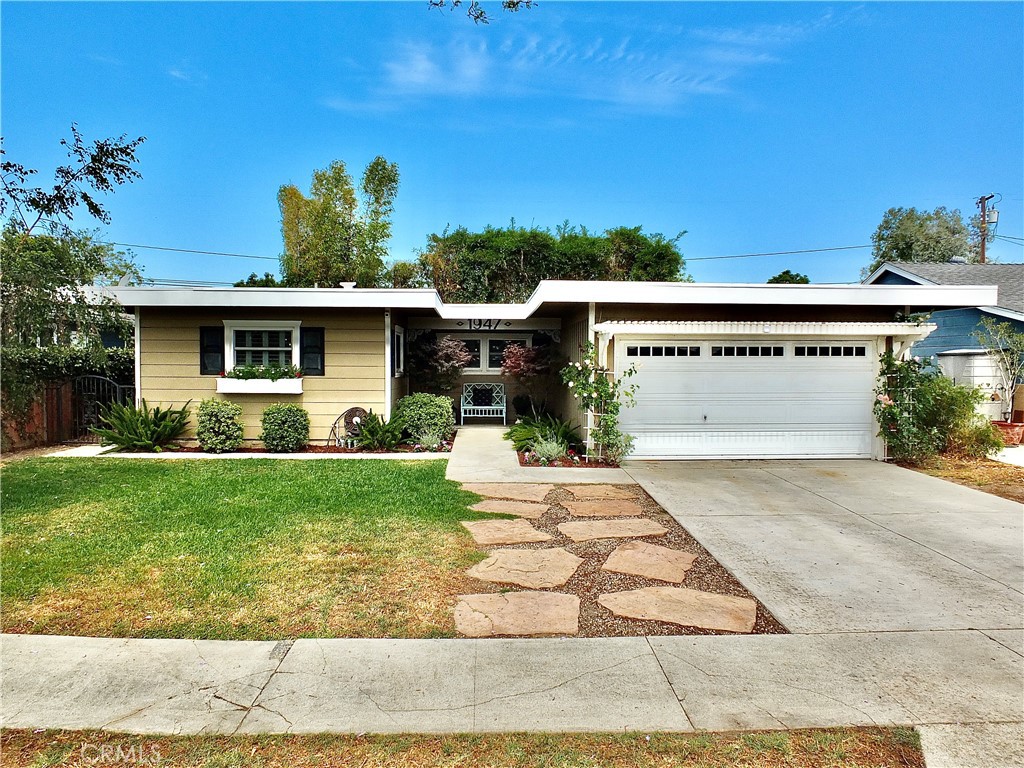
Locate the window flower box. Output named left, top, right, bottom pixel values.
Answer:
left=217, top=377, right=303, bottom=395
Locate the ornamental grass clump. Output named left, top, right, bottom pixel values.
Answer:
left=531, top=435, right=568, bottom=463
left=259, top=403, right=310, bottom=453
left=196, top=398, right=244, bottom=453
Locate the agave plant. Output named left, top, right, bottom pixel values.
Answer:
left=91, top=399, right=192, bottom=452
left=355, top=410, right=406, bottom=451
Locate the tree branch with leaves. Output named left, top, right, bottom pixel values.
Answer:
left=974, top=317, right=1024, bottom=422
left=1, top=127, right=144, bottom=435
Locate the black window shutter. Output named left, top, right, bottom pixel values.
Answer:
left=199, top=326, right=224, bottom=375
left=300, top=327, right=325, bottom=376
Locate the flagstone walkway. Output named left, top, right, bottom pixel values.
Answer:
left=455, top=483, right=764, bottom=638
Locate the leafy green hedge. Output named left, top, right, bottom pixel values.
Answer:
left=197, top=399, right=245, bottom=453
left=260, top=403, right=310, bottom=452
left=395, top=393, right=456, bottom=441
left=0, top=346, right=133, bottom=385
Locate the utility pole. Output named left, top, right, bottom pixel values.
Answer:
left=977, top=194, right=995, bottom=263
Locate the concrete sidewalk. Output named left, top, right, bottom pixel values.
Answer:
left=445, top=426, right=630, bottom=484
left=2, top=630, right=1021, bottom=741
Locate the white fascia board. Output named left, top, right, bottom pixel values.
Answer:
left=527, top=280, right=997, bottom=308
left=593, top=320, right=937, bottom=341
left=435, top=282, right=998, bottom=319
left=98, top=281, right=998, bottom=317
left=102, top=286, right=443, bottom=312
left=861, top=263, right=938, bottom=286
left=980, top=305, right=1024, bottom=323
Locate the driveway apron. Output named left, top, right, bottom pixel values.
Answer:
left=623, top=459, right=1024, bottom=634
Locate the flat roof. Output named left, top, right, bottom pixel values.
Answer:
left=104, top=280, right=999, bottom=320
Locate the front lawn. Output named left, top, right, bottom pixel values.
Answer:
left=0, top=459, right=488, bottom=640
left=0, top=727, right=925, bottom=768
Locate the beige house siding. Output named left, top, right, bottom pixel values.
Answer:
left=558, top=308, right=590, bottom=430
left=139, top=307, right=387, bottom=443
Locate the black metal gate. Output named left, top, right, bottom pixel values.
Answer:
left=71, top=375, right=135, bottom=443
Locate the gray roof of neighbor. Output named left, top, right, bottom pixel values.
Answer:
left=881, top=262, right=1023, bottom=312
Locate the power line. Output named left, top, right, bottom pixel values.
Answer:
left=143, top=278, right=235, bottom=286
left=686, top=244, right=871, bottom=262
left=101, top=238, right=873, bottom=264
left=102, top=241, right=279, bottom=261
left=994, top=235, right=1024, bottom=247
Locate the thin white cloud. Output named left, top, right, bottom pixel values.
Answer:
left=167, top=60, right=207, bottom=84
left=88, top=53, right=123, bottom=66
left=320, top=95, right=401, bottom=115
left=384, top=40, right=490, bottom=96
left=321, top=10, right=836, bottom=116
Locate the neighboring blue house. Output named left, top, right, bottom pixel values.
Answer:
left=864, top=261, right=1024, bottom=420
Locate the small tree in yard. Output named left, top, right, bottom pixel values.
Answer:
left=406, top=333, right=472, bottom=394
left=1, top=127, right=145, bottom=437
left=974, top=317, right=1024, bottom=422
left=501, top=342, right=559, bottom=417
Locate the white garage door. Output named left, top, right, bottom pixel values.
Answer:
left=616, top=338, right=878, bottom=459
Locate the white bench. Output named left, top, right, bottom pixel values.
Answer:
left=460, top=383, right=506, bottom=425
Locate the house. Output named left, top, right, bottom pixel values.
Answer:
left=863, top=262, right=1024, bottom=420
left=108, top=279, right=997, bottom=460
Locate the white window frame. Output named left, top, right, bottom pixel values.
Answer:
left=459, top=334, right=532, bottom=374
left=223, top=320, right=302, bottom=372
left=394, top=325, right=405, bottom=376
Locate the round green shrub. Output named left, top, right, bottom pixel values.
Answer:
left=260, top=403, right=310, bottom=453
left=196, top=398, right=244, bottom=453
left=395, top=393, right=456, bottom=440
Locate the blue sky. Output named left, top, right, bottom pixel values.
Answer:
left=3, top=1, right=1022, bottom=286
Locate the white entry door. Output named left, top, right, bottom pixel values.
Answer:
left=616, top=339, right=878, bottom=459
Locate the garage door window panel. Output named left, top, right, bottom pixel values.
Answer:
left=626, top=345, right=700, bottom=357
left=795, top=345, right=867, bottom=358
left=712, top=345, right=783, bottom=357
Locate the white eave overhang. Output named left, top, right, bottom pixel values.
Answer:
left=101, top=281, right=998, bottom=320
left=593, top=320, right=937, bottom=341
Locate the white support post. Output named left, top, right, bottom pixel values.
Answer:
left=384, top=310, right=392, bottom=421
left=133, top=309, right=141, bottom=407
left=583, top=302, right=597, bottom=457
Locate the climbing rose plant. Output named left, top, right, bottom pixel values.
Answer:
left=560, top=342, right=638, bottom=462
left=873, top=351, right=1002, bottom=463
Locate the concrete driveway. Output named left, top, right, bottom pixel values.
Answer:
left=623, top=460, right=1024, bottom=634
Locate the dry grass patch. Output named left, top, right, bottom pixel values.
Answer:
left=254, top=519, right=485, bottom=638
left=0, top=728, right=925, bottom=768
left=906, top=455, right=1024, bottom=504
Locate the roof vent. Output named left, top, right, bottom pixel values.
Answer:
left=948, top=256, right=968, bottom=264
left=339, top=282, right=357, bottom=289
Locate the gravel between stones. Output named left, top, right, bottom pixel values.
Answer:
left=463, top=484, right=788, bottom=638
